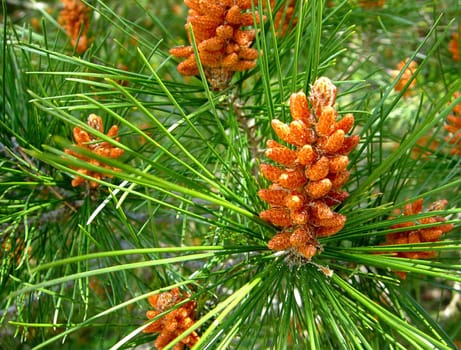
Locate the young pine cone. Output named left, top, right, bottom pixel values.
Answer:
left=449, top=28, right=460, bottom=62
left=390, top=59, right=418, bottom=97
left=444, top=92, right=461, bottom=156
left=263, top=0, right=296, bottom=37
left=259, top=77, right=359, bottom=261
left=143, top=288, right=199, bottom=350
left=58, top=0, right=91, bottom=54
left=382, top=199, right=454, bottom=278
left=170, top=0, right=261, bottom=90
left=64, top=114, right=124, bottom=188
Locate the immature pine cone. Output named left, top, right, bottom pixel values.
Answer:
left=264, top=0, right=296, bottom=36
left=170, top=0, right=261, bottom=90
left=391, top=59, right=417, bottom=97
left=411, top=135, right=439, bottom=159
left=143, top=288, right=199, bottom=350
left=444, top=92, right=461, bottom=156
left=382, top=199, right=454, bottom=278
left=58, top=0, right=90, bottom=54
left=449, top=29, right=460, bottom=62
left=260, top=77, right=359, bottom=261
left=64, top=114, right=124, bottom=188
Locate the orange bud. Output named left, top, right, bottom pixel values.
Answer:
left=260, top=207, right=292, bottom=227
left=239, top=47, right=259, bottom=60
left=338, top=135, right=360, bottom=154
left=310, top=200, right=334, bottom=219
left=226, top=5, right=245, bottom=24
left=278, top=168, right=307, bottom=189
left=330, top=170, right=350, bottom=188
left=291, top=209, right=310, bottom=225
left=290, top=227, right=313, bottom=247
left=297, top=145, right=316, bottom=165
left=170, top=46, right=195, bottom=58
left=198, top=37, right=225, bottom=51
left=260, top=163, right=283, bottom=182
left=321, top=129, right=345, bottom=153
left=297, top=244, right=317, bottom=260
left=316, top=224, right=344, bottom=237
left=447, top=115, right=461, bottom=127
left=222, top=53, right=239, bottom=67
left=87, top=114, right=103, bottom=132
left=290, top=92, right=312, bottom=124
left=199, top=50, right=224, bottom=67
left=233, top=29, right=256, bottom=46
left=408, top=231, right=421, bottom=244
left=284, top=193, right=306, bottom=210
left=268, top=232, right=293, bottom=250
left=216, top=24, right=234, bottom=39
left=188, top=17, right=221, bottom=41
left=420, top=229, right=443, bottom=242
left=184, top=0, right=201, bottom=12
left=198, top=1, right=226, bottom=16
left=72, top=127, right=90, bottom=145
left=305, top=156, right=329, bottom=181
left=437, top=222, right=455, bottom=233
left=336, top=114, right=355, bottom=133
left=329, top=155, right=349, bottom=173
left=429, top=199, right=449, bottom=212
left=310, top=77, right=337, bottom=111
left=106, top=125, right=120, bottom=139
left=305, top=179, right=332, bottom=198
left=233, top=60, right=257, bottom=71
left=289, top=120, right=317, bottom=146
left=258, top=189, right=287, bottom=206
left=404, top=198, right=424, bottom=215
left=271, top=119, right=292, bottom=144
left=266, top=140, right=298, bottom=166
left=316, top=213, right=346, bottom=228
left=316, top=107, right=337, bottom=136
left=177, top=56, right=199, bottom=76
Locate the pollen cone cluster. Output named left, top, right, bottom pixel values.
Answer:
left=169, top=0, right=261, bottom=90
left=64, top=114, right=124, bottom=188
left=264, top=0, right=296, bottom=36
left=382, top=199, right=454, bottom=278
left=143, top=288, right=199, bottom=350
left=58, top=0, right=90, bottom=54
left=449, top=29, right=460, bottom=61
left=411, top=135, right=439, bottom=159
left=391, top=59, right=417, bottom=97
left=260, top=77, right=359, bottom=261
left=444, top=92, right=461, bottom=156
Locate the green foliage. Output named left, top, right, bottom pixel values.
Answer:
left=1, top=0, right=460, bottom=349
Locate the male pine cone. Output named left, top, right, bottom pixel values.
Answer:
left=169, top=0, right=261, bottom=90
left=259, top=77, right=359, bottom=261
